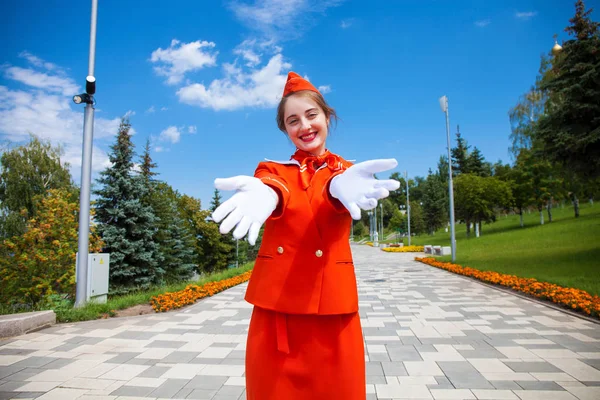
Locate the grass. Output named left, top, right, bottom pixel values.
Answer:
left=1, top=263, right=254, bottom=323
left=396, top=203, right=600, bottom=297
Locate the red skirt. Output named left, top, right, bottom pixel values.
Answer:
left=245, top=306, right=366, bottom=400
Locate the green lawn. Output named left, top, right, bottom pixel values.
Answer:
left=403, top=203, right=600, bottom=296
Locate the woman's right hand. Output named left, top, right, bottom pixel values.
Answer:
left=211, top=176, right=278, bottom=245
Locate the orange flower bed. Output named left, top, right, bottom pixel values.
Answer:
left=415, top=257, right=600, bottom=319
left=383, top=245, right=424, bottom=253
left=150, top=271, right=252, bottom=312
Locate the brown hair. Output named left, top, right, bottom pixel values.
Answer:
left=276, top=90, right=338, bottom=133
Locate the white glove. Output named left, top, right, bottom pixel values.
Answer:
left=212, top=176, right=278, bottom=245
left=330, top=159, right=400, bottom=220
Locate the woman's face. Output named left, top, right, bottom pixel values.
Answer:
left=283, top=94, right=329, bottom=156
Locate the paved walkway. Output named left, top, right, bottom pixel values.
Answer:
left=1, top=245, right=599, bottom=400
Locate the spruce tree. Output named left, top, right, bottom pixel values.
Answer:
left=94, top=118, right=162, bottom=291
left=450, top=128, right=470, bottom=176
left=467, top=147, right=490, bottom=177
left=209, top=188, right=235, bottom=268
left=537, top=0, right=600, bottom=179
left=151, top=182, right=197, bottom=281
left=162, top=200, right=197, bottom=281
left=210, top=189, right=223, bottom=212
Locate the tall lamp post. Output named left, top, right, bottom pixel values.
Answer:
left=405, top=171, right=411, bottom=246
left=379, top=203, right=383, bottom=242
left=439, top=95, right=456, bottom=262
left=74, top=0, right=99, bottom=307
left=367, top=210, right=373, bottom=242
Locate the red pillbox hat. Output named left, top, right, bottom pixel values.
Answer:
left=282, top=71, right=321, bottom=97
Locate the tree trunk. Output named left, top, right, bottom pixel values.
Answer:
left=466, top=218, right=471, bottom=237
left=539, top=210, right=544, bottom=225
left=519, top=208, right=524, bottom=227
left=573, top=195, right=580, bottom=218
left=475, top=221, right=480, bottom=238
left=547, top=198, right=553, bottom=223
left=590, top=197, right=594, bottom=206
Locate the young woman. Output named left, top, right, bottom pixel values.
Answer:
left=212, top=72, right=400, bottom=400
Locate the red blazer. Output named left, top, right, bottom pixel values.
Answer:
left=244, top=154, right=359, bottom=315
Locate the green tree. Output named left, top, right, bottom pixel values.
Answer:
left=0, top=136, right=73, bottom=238
left=150, top=182, right=196, bottom=282
left=177, top=195, right=234, bottom=273
left=507, top=157, right=534, bottom=227
left=454, top=174, right=513, bottom=236
left=421, top=170, right=448, bottom=235
left=408, top=201, right=425, bottom=236
left=388, top=172, right=406, bottom=208
left=388, top=208, right=406, bottom=241
left=210, top=189, right=223, bottom=212
left=139, top=138, right=158, bottom=181
left=451, top=128, right=470, bottom=176
left=437, top=155, right=450, bottom=184
left=537, top=0, right=600, bottom=180
left=93, top=118, right=162, bottom=291
left=208, top=188, right=235, bottom=266
left=0, top=189, right=102, bottom=306
left=467, top=147, right=491, bottom=177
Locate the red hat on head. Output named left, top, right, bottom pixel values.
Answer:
left=282, top=71, right=321, bottom=97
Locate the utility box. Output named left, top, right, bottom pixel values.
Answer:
left=88, top=253, right=109, bottom=303
left=76, top=253, right=110, bottom=304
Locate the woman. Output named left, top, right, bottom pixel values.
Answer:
left=212, top=71, right=399, bottom=399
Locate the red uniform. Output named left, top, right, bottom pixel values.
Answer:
left=244, top=149, right=366, bottom=400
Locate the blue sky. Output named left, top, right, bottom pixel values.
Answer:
left=1, top=0, right=585, bottom=208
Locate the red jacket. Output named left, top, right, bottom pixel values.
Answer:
left=244, top=153, right=359, bottom=315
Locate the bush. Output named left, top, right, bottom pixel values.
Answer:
left=0, top=189, right=102, bottom=307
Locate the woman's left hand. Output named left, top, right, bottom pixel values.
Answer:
left=329, top=159, right=401, bottom=219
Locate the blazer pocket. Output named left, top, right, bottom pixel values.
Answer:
left=335, top=260, right=354, bottom=265
left=257, top=254, right=274, bottom=260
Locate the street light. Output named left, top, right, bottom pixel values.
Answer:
left=368, top=210, right=373, bottom=241
left=439, top=95, right=457, bottom=262
left=74, top=0, right=99, bottom=307
left=379, top=202, right=383, bottom=242
left=405, top=171, right=411, bottom=246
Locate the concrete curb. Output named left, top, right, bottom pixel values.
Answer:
left=0, top=310, right=56, bottom=338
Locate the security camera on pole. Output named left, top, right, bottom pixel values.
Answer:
left=74, top=0, right=99, bottom=307
left=439, top=95, right=457, bottom=262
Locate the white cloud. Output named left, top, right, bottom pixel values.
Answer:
left=124, top=110, right=135, bottom=117
left=516, top=11, right=537, bottom=20
left=155, top=146, right=164, bottom=152
left=475, top=19, right=491, bottom=27
left=340, top=18, right=354, bottom=29
left=146, top=106, right=156, bottom=113
left=177, top=53, right=291, bottom=111
left=19, top=51, right=60, bottom=72
left=160, top=106, right=168, bottom=111
left=188, top=125, right=197, bottom=134
left=0, top=53, right=127, bottom=184
left=150, top=39, right=218, bottom=85
left=3, top=66, right=80, bottom=96
left=159, top=126, right=181, bottom=143
left=233, top=39, right=282, bottom=67
left=318, top=85, right=331, bottom=94
left=229, top=0, right=344, bottom=40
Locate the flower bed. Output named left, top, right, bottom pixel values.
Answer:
left=382, top=245, right=424, bottom=253
left=415, top=257, right=600, bottom=319
left=150, top=271, right=252, bottom=312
